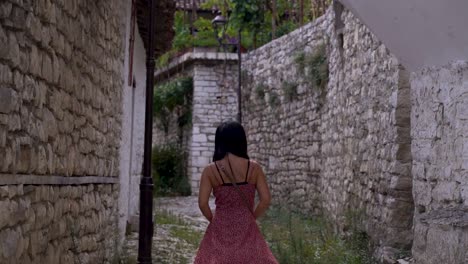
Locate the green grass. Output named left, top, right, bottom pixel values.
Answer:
left=170, top=226, right=203, bottom=247
left=154, top=210, right=204, bottom=264
left=156, top=209, right=187, bottom=226
left=259, top=208, right=374, bottom=264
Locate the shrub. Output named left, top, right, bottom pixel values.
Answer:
left=152, top=145, right=191, bottom=196
left=153, top=77, right=193, bottom=133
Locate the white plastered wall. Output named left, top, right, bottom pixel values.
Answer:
left=118, top=0, right=147, bottom=241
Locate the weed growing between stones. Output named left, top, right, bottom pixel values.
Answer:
left=282, top=81, right=299, bottom=102
left=259, top=208, right=374, bottom=264
left=294, top=44, right=329, bottom=92
left=294, top=51, right=307, bottom=75
left=307, top=44, right=329, bottom=91
left=255, top=82, right=267, bottom=100
left=268, top=92, right=281, bottom=108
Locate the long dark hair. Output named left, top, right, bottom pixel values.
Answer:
left=213, top=121, right=249, bottom=161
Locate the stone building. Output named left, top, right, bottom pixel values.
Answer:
left=0, top=0, right=152, bottom=262
left=337, top=1, right=468, bottom=263
left=153, top=49, right=238, bottom=194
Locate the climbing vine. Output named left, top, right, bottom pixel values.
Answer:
left=153, top=77, right=193, bottom=133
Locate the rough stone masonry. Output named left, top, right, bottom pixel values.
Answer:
left=410, top=61, right=468, bottom=264
left=151, top=3, right=467, bottom=264
left=154, top=51, right=239, bottom=194
left=242, top=6, right=413, bottom=262
left=152, top=7, right=414, bottom=262
left=0, top=0, right=128, bottom=263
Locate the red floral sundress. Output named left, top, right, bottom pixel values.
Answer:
left=194, top=161, right=278, bottom=264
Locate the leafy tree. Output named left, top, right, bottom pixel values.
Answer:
left=231, top=0, right=265, bottom=47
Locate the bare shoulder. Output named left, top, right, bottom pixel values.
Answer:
left=203, top=163, right=216, bottom=175
left=249, top=160, right=263, bottom=171
left=248, top=160, right=265, bottom=181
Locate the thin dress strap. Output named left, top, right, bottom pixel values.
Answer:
left=214, top=162, right=225, bottom=184
left=245, top=160, right=250, bottom=182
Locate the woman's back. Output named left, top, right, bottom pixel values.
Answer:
left=195, top=121, right=277, bottom=263
left=194, top=155, right=278, bottom=264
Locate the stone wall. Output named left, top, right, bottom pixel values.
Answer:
left=0, top=0, right=124, bottom=177
left=154, top=52, right=239, bottom=194
left=0, top=0, right=127, bottom=262
left=321, top=8, right=413, bottom=259
left=242, top=6, right=413, bottom=261
left=188, top=62, right=238, bottom=193
left=0, top=184, right=119, bottom=263
left=410, top=61, right=468, bottom=264
left=242, top=18, right=326, bottom=214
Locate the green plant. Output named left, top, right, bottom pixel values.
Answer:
left=154, top=209, right=202, bottom=263
left=259, top=208, right=374, bottom=264
left=307, top=44, right=329, bottom=90
left=276, top=20, right=298, bottom=38
left=156, top=51, right=172, bottom=69
left=193, top=18, right=219, bottom=47
left=231, top=0, right=265, bottom=34
left=294, top=45, right=329, bottom=92
left=268, top=92, right=280, bottom=107
left=153, top=77, right=193, bottom=132
left=172, top=11, right=192, bottom=50
left=170, top=226, right=203, bottom=246
left=294, top=51, right=306, bottom=75
left=282, top=81, right=298, bottom=102
left=152, top=145, right=191, bottom=196
left=255, top=83, right=266, bottom=99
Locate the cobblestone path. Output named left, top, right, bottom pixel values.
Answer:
left=122, top=196, right=214, bottom=264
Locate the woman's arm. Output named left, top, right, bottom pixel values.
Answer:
left=253, top=164, right=272, bottom=219
left=198, top=167, right=213, bottom=222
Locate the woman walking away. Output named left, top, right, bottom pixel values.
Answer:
left=194, top=121, right=278, bottom=264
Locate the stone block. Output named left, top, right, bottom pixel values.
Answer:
left=432, top=182, right=457, bottom=204
left=0, top=200, right=9, bottom=229
left=9, top=6, right=26, bottom=30
left=0, top=2, right=12, bottom=19
left=6, top=32, right=19, bottom=67
left=192, top=134, right=207, bottom=143
left=16, top=144, right=32, bottom=173
left=43, top=108, right=58, bottom=140
left=29, top=45, right=42, bottom=76
left=0, top=64, right=12, bottom=85
left=0, top=228, right=20, bottom=259
left=41, top=53, right=53, bottom=83
left=389, top=176, right=412, bottom=190
left=0, top=87, right=14, bottom=113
